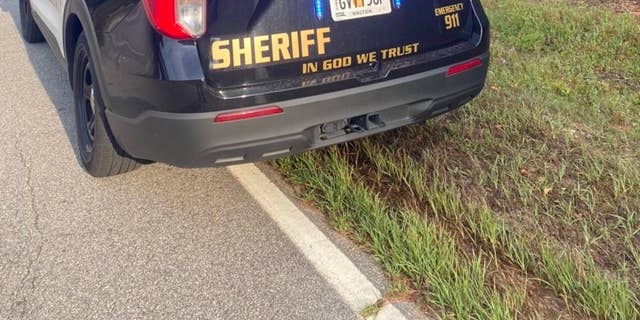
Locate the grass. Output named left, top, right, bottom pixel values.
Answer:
left=276, top=150, right=524, bottom=319
left=273, top=0, right=640, bottom=318
left=360, top=299, right=386, bottom=318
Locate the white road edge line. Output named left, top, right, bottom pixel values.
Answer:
left=228, top=164, right=407, bottom=320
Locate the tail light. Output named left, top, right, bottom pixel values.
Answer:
left=214, top=106, right=283, bottom=123
left=142, top=0, right=207, bottom=40
left=446, top=59, right=483, bottom=77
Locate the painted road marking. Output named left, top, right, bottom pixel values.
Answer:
left=228, top=164, right=407, bottom=320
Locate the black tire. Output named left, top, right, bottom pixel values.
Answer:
left=19, top=0, right=44, bottom=43
left=72, top=33, right=140, bottom=177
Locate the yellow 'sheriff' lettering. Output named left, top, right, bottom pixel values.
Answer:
left=212, top=28, right=332, bottom=70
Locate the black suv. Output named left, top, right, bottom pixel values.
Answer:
left=19, top=0, right=490, bottom=176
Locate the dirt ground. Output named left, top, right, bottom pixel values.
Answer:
left=584, top=0, right=640, bottom=15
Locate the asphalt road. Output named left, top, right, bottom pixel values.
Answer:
left=0, top=1, right=398, bottom=319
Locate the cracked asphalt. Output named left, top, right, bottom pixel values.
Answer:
left=0, top=1, right=387, bottom=319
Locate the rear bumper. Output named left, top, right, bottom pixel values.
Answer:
left=106, top=53, right=489, bottom=168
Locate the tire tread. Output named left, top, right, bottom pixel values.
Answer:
left=19, top=0, right=44, bottom=43
left=73, top=33, right=140, bottom=177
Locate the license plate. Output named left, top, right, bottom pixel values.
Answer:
left=329, top=0, right=392, bottom=21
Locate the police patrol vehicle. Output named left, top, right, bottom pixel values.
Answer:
left=20, top=0, right=490, bottom=176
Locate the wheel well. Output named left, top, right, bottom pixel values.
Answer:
left=65, top=14, right=83, bottom=85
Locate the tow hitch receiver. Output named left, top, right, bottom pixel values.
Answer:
left=320, top=113, right=386, bottom=140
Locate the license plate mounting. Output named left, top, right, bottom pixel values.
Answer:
left=329, top=0, right=392, bottom=21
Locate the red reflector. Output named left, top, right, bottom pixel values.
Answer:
left=214, top=106, right=283, bottom=123
left=446, top=59, right=483, bottom=76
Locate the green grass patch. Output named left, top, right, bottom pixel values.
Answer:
left=276, top=151, right=524, bottom=319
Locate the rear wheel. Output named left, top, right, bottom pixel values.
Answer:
left=19, top=0, right=44, bottom=43
left=72, top=33, right=140, bottom=177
